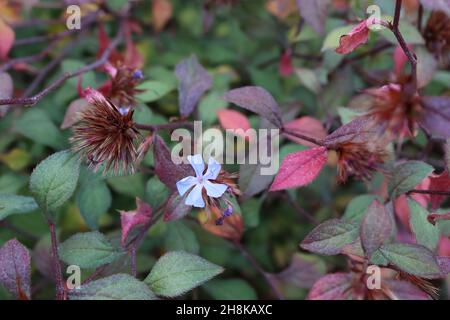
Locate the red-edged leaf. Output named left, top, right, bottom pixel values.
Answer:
left=163, top=192, right=192, bottom=221
left=283, top=116, right=327, bottom=147
left=300, top=219, right=359, bottom=255
left=307, top=273, right=354, bottom=300
left=360, top=200, right=393, bottom=259
left=323, top=116, right=375, bottom=146
left=153, top=135, right=194, bottom=190
left=279, top=49, right=294, bottom=77
left=120, top=198, right=152, bottom=246
left=175, top=55, right=212, bottom=117
left=270, top=146, right=327, bottom=191
left=419, top=96, right=450, bottom=139
left=296, top=0, right=328, bottom=35
left=0, top=72, right=13, bottom=117
left=335, top=19, right=373, bottom=54
left=0, top=239, right=31, bottom=300
left=217, top=109, right=252, bottom=138
left=0, top=18, right=15, bottom=60
left=384, top=280, right=431, bottom=300
left=223, top=86, right=283, bottom=128
left=152, top=0, right=173, bottom=32
left=61, top=98, right=90, bottom=129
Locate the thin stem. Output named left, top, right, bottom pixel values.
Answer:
left=407, top=189, right=450, bottom=196
left=0, top=41, right=58, bottom=73
left=282, top=128, right=326, bottom=147
left=389, top=0, right=418, bottom=94
left=281, top=192, right=318, bottom=225
left=0, top=22, right=124, bottom=106
left=232, top=241, right=284, bottom=300
left=48, top=220, right=65, bottom=300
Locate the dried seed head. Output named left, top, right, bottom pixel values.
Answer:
left=71, top=89, right=139, bottom=174
left=424, top=11, right=450, bottom=65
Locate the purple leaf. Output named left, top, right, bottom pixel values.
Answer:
left=223, top=86, right=283, bottom=128
left=296, top=0, right=328, bottom=35
left=300, top=219, right=359, bottom=255
left=175, top=55, right=212, bottom=117
left=324, top=116, right=377, bottom=147
left=120, top=198, right=152, bottom=246
left=276, top=253, right=326, bottom=289
left=384, top=280, right=431, bottom=300
left=307, top=272, right=354, bottom=300
left=153, top=135, right=194, bottom=190
left=360, top=200, right=393, bottom=259
left=163, top=191, right=192, bottom=221
left=419, top=96, right=450, bottom=139
left=0, top=239, right=31, bottom=300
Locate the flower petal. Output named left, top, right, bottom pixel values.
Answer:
left=185, top=184, right=205, bottom=208
left=187, top=154, right=205, bottom=178
left=204, top=157, right=222, bottom=180
left=204, top=181, right=228, bottom=198
left=176, top=176, right=198, bottom=196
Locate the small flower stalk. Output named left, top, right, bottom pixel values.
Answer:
left=71, top=88, right=140, bottom=174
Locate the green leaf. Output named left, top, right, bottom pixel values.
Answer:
left=145, top=176, right=170, bottom=208
left=380, top=243, right=442, bottom=279
left=76, top=177, right=112, bottom=230
left=107, top=174, right=145, bottom=199
left=241, top=198, right=261, bottom=228
left=135, top=80, right=175, bottom=102
left=15, top=109, right=66, bottom=149
left=202, top=279, right=257, bottom=300
left=321, top=25, right=354, bottom=52
left=69, top=274, right=156, bottom=300
left=0, top=194, right=38, bottom=220
left=300, top=219, right=359, bottom=255
left=388, top=161, right=433, bottom=198
left=29, top=150, right=80, bottom=216
left=343, top=195, right=379, bottom=222
left=144, top=251, right=224, bottom=297
left=59, top=231, right=123, bottom=269
left=164, top=221, right=199, bottom=254
left=408, top=198, right=440, bottom=251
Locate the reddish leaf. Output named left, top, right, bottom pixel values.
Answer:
left=152, top=0, right=173, bottom=32
left=60, top=98, right=90, bottom=129
left=223, top=86, right=283, bottom=128
left=279, top=49, right=294, bottom=77
left=217, top=109, right=252, bottom=138
left=419, top=96, right=450, bottom=139
left=427, top=171, right=450, bottom=209
left=0, top=239, right=31, bottom=300
left=393, top=44, right=409, bottom=77
left=335, top=19, right=374, bottom=54
left=120, top=198, right=152, bottom=246
left=307, top=273, right=354, bottom=300
left=163, top=192, right=192, bottom=221
left=124, top=22, right=144, bottom=69
left=384, top=280, right=431, bottom=300
left=270, top=146, right=327, bottom=191
left=323, top=116, right=375, bottom=146
left=175, top=55, right=212, bottom=117
left=153, top=135, right=194, bottom=190
left=296, top=0, right=328, bottom=35
left=438, top=236, right=450, bottom=256
left=283, top=116, right=327, bottom=147
left=0, top=18, right=14, bottom=60
left=360, top=200, right=393, bottom=259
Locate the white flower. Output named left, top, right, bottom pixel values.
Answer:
left=176, top=154, right=228, bottom=208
